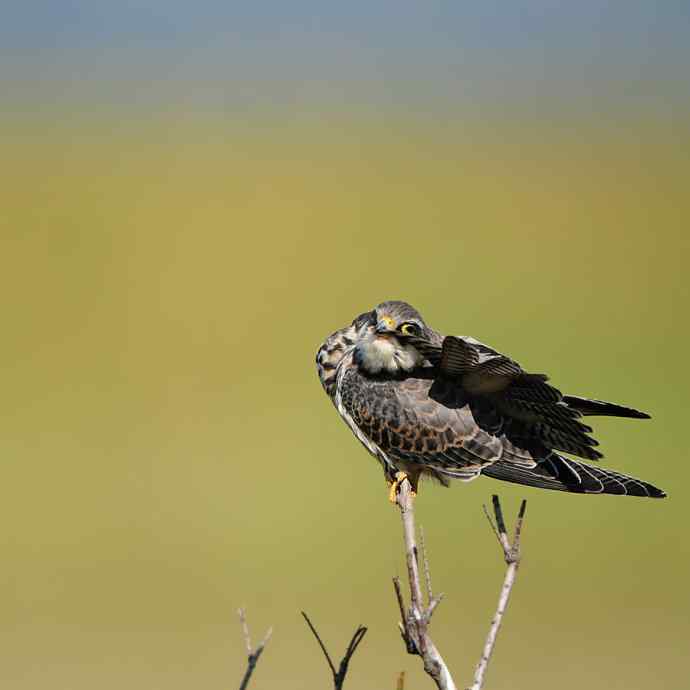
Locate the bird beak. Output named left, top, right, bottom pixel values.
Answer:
left=375, top=316, right=396, bottom=334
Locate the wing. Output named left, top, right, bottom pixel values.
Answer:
left=411, top=334, right=603, bottom=460
left=440, top=335, right=523, bottom=382
left=337, top=364, right=536, bottom=481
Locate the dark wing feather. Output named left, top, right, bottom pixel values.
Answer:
left=507, top=375, right=560, bottom=403
left=440, top=335, right=523, bottom=382
left=491, top=393, right=602, bottom=460
left=420, top=335, right=603, bottom=460
left=483, top=453, right=665, bottom=498
left=562, top=395, right=651, bottom=419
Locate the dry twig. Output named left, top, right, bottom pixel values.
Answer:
left=468, top=495, right=527, bottom=690
left=301, top=611, right=368, bottom=689
left=237, top=608, right=272, bottom=690
left=393, top=476, right=457, bottom=690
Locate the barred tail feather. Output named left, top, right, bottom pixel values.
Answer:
left=482, top=454, right=666, bottom=498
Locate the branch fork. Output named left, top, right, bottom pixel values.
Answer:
left=468, top=495, right=527, bottom=690
left=302, top=611, right=368, bottom=689
left=393, top=477, right=457, bottom=690
left=237, top=608, right=272, bottom=690
left=392, top=479, right=528, bottom=690
left=237, top=488, right=527, bottom=690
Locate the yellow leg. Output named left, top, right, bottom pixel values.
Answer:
left=388, top=471, right=416, bottom=503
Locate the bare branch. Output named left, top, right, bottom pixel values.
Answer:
left=491, top=495, right=507, bottom=536
left=393, top=576, right=417, bottom=654
left=301, top=611, right=337, bottom=677
left=396, top=670, right=406, bottom=689
left=238, top=608, right=252, bottom=655
left=513, top=499, right=527, bottom=554
left=302, top=611, right=368, bottom=689
left=491, top=494, right=511, bottom=554
left=237, top=609, right=272, bottom=690
left=393, top=475, right=457, bottom=690
left=426, top=592, right=444, bottom=622
left=419, top=526, right=434, bottom=605
left=468, top=496, right=527, bottom=690
left=481, top=503, right=501, bottom=546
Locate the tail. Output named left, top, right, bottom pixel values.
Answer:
left=482, top=453, right=666, bottom=498
left=562, top=395, right=650, bottom=419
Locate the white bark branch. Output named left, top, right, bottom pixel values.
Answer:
left=393, top=476, right=457, bottom=690
left=468, top=495, right=527, bottom=690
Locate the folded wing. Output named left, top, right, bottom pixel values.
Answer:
left=425, top=335, right=607, bottom=461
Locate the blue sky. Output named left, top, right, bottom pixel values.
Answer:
left=3, top=2, right=689, bottom=112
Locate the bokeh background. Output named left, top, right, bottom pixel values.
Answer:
left=2, top=3, right=689, bottom=689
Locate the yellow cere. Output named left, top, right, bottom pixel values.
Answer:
left=381, top=315, right=396, bottom=330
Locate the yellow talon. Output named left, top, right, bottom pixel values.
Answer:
left=388, top=478, right=401, bottom=503
left=388, top=471, right=416, bottom=503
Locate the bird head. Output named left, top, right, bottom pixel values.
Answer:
left=353, top=300, right=429, bottom=375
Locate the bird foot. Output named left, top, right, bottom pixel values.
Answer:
left=388, top=471, right=416, bottom=504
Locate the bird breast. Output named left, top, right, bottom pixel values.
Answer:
left=354, top=336, right=423, bottom=375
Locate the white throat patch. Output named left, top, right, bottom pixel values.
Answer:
left=355, top=335, right=423, bottom=375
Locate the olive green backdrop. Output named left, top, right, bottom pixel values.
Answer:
left=1, top=112, right=688, bottom=689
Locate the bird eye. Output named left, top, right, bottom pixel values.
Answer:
left=399, top=322, right=421, bottom=336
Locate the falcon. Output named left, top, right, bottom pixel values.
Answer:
left=316, top=300, right=665, bottom=498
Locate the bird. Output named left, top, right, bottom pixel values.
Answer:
left=316, top=300, right=666, bottom=499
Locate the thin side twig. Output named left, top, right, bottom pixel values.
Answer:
left=392, top=476, right=456, bottom=690
left=420, top=526, right=434, bottom=604
left=237, top=608, right=272, bottom=690
left=468, top=496, right=527, bottom=690
left=393, top=576, right=416, bottom=654
left=302, top=611, right=368, bottom=689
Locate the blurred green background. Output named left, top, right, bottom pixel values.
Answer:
left=2, top=4, right=690, bottom=690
